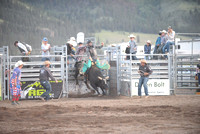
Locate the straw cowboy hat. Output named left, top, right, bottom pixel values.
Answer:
left=15, top=60, right=24, bottom=67
left=160, top=30, right=167, bottom=33
left=128, top=34, right=136, bottom=38
left=70, top=37, right=76, bottom=41
left=146, top=40, right=151, bottom=44
left=67, top=40, right=77, bottom=47
left=44, top=61, right=51, bottom=65
left=140, top=59, right=147, bottom=64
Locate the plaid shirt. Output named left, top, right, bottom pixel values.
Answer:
left=76, top=46, right=87, bottom=61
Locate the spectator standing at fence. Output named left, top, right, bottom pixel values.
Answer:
left=41, top=37, right=51, bottom=61
left=67, top=40, right=76, bottom=58
left=39, top=61, right=58, bottom=101
left=14, top=41, right=32, bottom=62
left=10, top=60, right=24, bottom=105
left=128, top=34, right=137, bottom=60
left=70, top=37, right=77, bottom=48
left=196, top=58, right=200, bottom=87
left=66, top=40, right=76, bottom=67
left=144, top=40, right=151, bottom=60
left=163, top=26, right=175, bottom=54
left=138, top=59, right=152, bottom=98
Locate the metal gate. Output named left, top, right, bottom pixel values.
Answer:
left=173, top=54, right=200, bottom=94
left=0, top=45, right=68, bottom=100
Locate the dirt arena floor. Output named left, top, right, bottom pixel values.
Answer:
left=0, top=95, right=200, bottom=134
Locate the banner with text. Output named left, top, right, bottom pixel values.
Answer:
left=131, top=79, right=170, bottom=96
left=20, top=80, right=63, bottom=99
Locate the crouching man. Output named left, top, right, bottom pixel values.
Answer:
left=39, top=61, right=58, bottom=101
left=138, top=59, right=153, bottom=98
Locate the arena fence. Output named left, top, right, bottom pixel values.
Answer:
left=0, top=38, right=200, bottom=100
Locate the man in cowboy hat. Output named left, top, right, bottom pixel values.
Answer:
left=39, top=61, right=58, bottom=101
left=157, top=30, right=167, bottom=58
left=138, top=59, right=152, bottom=98
left=128, top=34, right=137, bottom=60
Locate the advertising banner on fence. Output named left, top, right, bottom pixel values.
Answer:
left=131, top=79, right=170, bottom=96
left=20, top=80, right=63, bottom=99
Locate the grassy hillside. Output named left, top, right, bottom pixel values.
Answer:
left=0, top=0, right=199, bottom=55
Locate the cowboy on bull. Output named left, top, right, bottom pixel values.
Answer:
left=80, top=40, right=109, bottom=81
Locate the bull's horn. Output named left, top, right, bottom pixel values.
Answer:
left=105, top=76, right=109, bottom=80
left=98, top=76, right=103, bottom=80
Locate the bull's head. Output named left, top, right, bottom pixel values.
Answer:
left=98, top=76, right=109, bottom=90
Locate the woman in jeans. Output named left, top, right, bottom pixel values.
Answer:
left=39, top=61, right=58, bottom=101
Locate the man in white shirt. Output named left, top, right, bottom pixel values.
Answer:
left=41, top=37, right=51, bottom=61
left=14, top=41, right=32, bottom=65
left=163, top=26, right=175, bottom=53
left=14, top=41, right=32, bottom=56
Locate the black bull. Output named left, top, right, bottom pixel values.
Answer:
left=74, top=61, right=109, bottom=95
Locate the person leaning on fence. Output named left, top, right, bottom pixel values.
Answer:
left=138, top=59, right=153, bottom=98
left=39, top=61, right=58, bottom=101
left=10, top=60, right=24, bottom=105
left=69, top=37, right=77, bottom=47
left=196, top=58, right=200, bottom=87
left=144, top=40, right=151, bottom=60
left=66, top=40, right=76, bottom=66
left=14, top=41, right=32, bottom=62
left=41, top=37, right=51, bottom=61
left=128, top=34, right=137, bottom=60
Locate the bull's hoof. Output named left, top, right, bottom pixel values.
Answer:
left=98, top=94, right=103, bottom=97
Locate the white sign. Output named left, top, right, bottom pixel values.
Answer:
left=131, top=79, right=170, bottom=96
left=77, top=32, right=84, bottom=43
